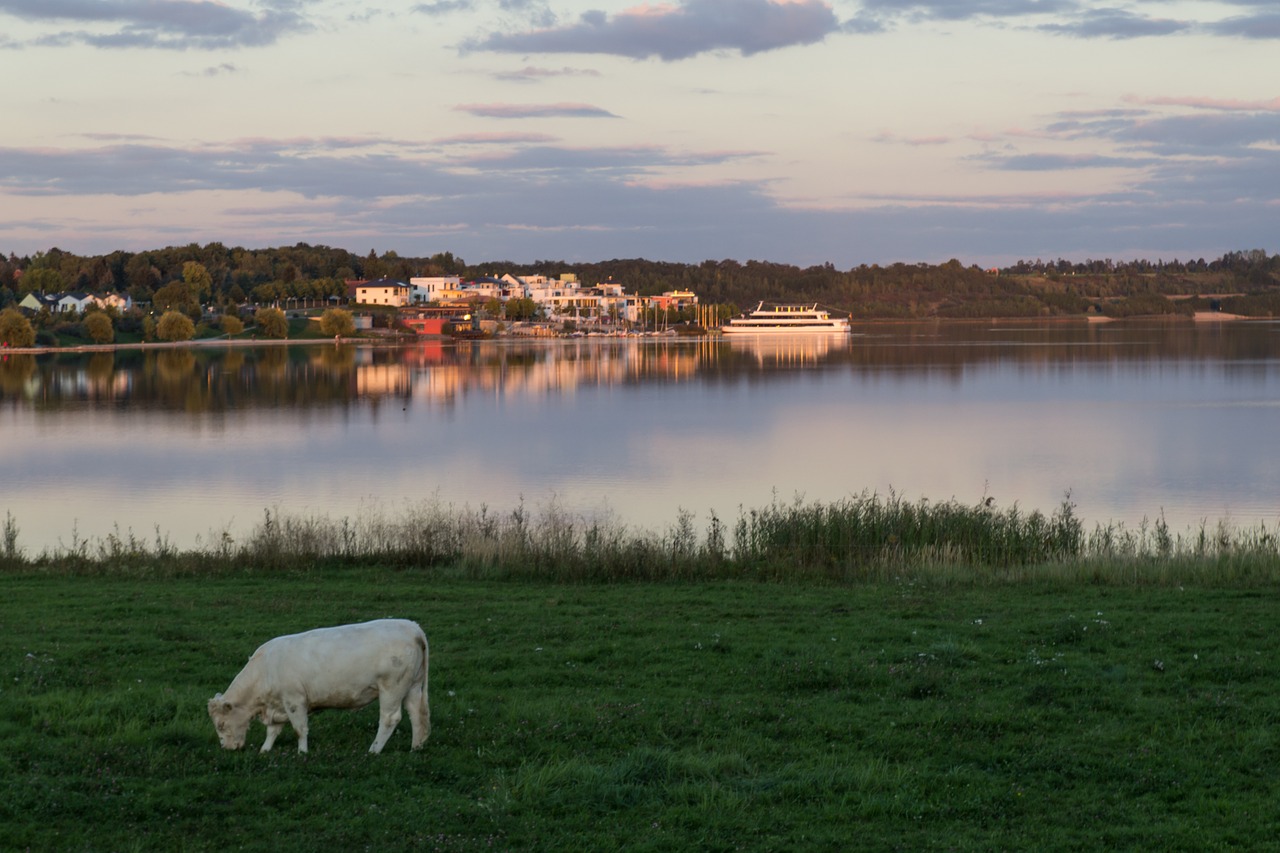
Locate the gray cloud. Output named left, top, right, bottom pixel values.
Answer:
left=3, top=121, right=1275, bottom=268
left=432, top=131, right=560, bottom=144
left=491, top=65, right=602, bottom=82
left=858, top=0, right=1279, bottom=41
left=412, top=0, right=473, bottom=15
left=858, top=0, right=1076, bottom=23
left=454, top=102, right=619, bottom=118
left=1205, top=11, right=1280, bottom=38
left=984, top=152, right=1149, bottom=170
left=1036, top=8, right=1190, bottom=38
left=0, top=141, right=472, bottom=199
left=976, top=104, right=1280, bottom=233
left=1117, top=112, right=1280, bottom=154
left=458, top=145, right=763, bottom=173
left=469, top=0, right=841, bottom=61
left=0, top=0, right=310, bottom=50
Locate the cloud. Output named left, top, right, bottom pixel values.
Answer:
left=0, top=140, right=475, bottom=199
left=4, top=113, right=1276, bottom=269
left=1036, top=8, right=1190, bottom=38
left=873, top=132, right=952, bottom=146
left=184, top=62, right=240, bottom=77
left=469, top=0, right=841, bottom=61
left=454, top=102, right=620, bottom=118
left=412, top=0, right=473, bottom=14
left=975, top=103, right=1280, bottom=220
left=1205, top=11, right=1280, bottom=38
left=432, top=131, right=561, bottom=145
left=985, top=152, right=1150, bottom=171
left=858, top=1, right=1277, bottom=41
left=0, top=0, right=310, bottom=50
left=0, top=135, right=755, bottom=201
left=859, top=0, right=1075, bottom=23
left=491, top=65, right=602, bottom=82
left=458, top=144, right=764, bottom=173
left=1126, top=95, right=1280, bottom=113
left=1118, top=113, right=1280, bottom=155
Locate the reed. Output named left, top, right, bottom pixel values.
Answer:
left=5, top=493, right=1279, bottom=584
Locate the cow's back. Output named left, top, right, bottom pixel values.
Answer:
left=257, top=619, right=427, bottom=709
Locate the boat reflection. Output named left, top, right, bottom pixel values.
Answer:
left=726, top=332, right=850, bottom=366
left=3, top=320, right=1278, bottom=413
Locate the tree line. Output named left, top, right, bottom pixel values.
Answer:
left=2, top=243, right=1278, bottom=321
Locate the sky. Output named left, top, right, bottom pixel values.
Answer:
left=0, top=0, right=1276, bottom=268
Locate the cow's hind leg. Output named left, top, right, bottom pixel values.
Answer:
left=405, top=680, right=430, bottom=750
left=284, top=703, right=310, bottom=753
left=369, top=690, right=402, bottom=754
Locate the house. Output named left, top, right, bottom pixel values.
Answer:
left=16, top=291, right=132, bottom=315
left=56, top=292, right=97, bottom=314
left=399, top=306, right=462, bottom=336
left=99, top=293, right=133, bottom=312
left=650, top=290, right=699, bottom=311
left=17, top=292, right=57, bottom=313
left=408, top=276, right=461, bottom=304
left=355, top=278, right=412, bottom=307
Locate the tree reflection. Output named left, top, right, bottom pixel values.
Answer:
left=2, top=323, right=1278, bottom=413
left=0, top=354, right=36, bottom=398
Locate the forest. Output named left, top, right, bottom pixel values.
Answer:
left=2, top=243, right=1279, bottom=320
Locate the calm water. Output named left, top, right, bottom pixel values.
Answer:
left=3, top=320, right=1279, bottom=552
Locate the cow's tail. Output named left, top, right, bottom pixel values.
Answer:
left=410, top=626, right=430, bottom=747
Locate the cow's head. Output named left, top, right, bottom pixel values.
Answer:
left=207, top=693, right=251, bottom=750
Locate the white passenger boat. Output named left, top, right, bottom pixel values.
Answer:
left=721, top=302, right=851, bottom=334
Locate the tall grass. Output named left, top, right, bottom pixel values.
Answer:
left=5, top=493, right=1280, bottom=584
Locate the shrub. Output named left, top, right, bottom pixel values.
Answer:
left=84, top=311, right=114, bottom=344
left=156, top=310, right=195, bottom=342
left=221, top=314, right=244, bottom=336
left=0, top=307, right=36, bottom=347
left=254, top=307, right=288, bottom=339
left=319, top=308, right=355, bottom=337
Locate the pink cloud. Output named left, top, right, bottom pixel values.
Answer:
left=1125, top=94, right=1280, bottom=112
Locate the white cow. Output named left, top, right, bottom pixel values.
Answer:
left=207, top=618, right=429, bottom=754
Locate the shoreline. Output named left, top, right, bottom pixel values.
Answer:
left=1, top=312, right=1263, bottom=355
left=0, top=334, right=421, bottom=356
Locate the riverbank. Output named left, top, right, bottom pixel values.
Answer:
left=4, top=311, right=1265, bottom=356
left=0, top=334, right=378, bottom=355
left=6, top=492, right=1278, bottom=586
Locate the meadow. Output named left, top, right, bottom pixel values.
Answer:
left=2, top=497, right=1279, bottom=850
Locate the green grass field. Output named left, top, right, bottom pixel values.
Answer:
left=3, top=567, right=1277, bottom=851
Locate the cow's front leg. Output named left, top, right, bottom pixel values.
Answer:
left=261, top=720, right=284, bottom=752
left=285, top=702, right=310, bottom=753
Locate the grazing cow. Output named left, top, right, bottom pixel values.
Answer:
left=207, top=618, right=429, bottom=754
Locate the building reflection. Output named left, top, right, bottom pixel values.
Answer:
left=3, top=321, right=1279, bottom=412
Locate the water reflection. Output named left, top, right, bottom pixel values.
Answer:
left=3, top=321, right=1279, bottom=551
left=4, top=321, right=1279, bottom=413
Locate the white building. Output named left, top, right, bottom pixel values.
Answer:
left=408, top=276, right=461, bottom=304
left=355, top=279, right=412, bottom=306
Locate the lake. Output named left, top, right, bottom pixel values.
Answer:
left=3, top=319, right=1279, bottom=553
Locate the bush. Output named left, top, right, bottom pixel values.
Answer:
left=84, top=311, right=114, bottom=344
left=319, top=308, right=355, bottom=337
left=0, top=307, right=36, bottom=347
left=156, top=310, right=195, bottom=342
left=254, top=307, right=288, bottom=339
left=221, top=314, right=244, bottom=336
